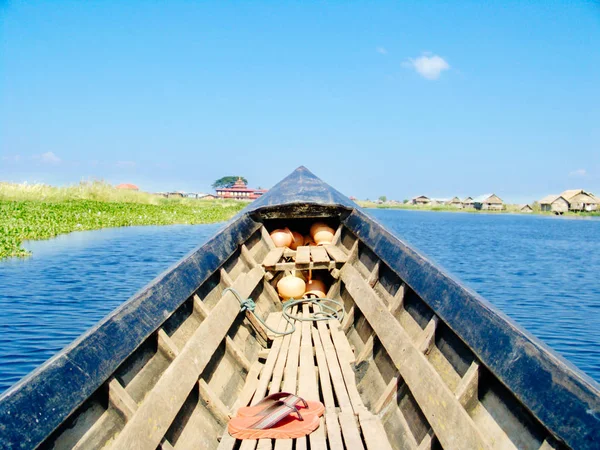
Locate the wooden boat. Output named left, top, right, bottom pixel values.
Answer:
left=1, top=166, right=599, bottom=449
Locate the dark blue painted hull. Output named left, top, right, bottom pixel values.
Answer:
left=0, top=167, right=598, bottom=449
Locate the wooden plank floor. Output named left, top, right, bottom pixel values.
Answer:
left=262, top=243, right=347, bottom=272
left=217, top=305, right=393, bottom=450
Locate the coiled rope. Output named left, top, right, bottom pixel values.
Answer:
left=223, top=287, right=344, bottom=337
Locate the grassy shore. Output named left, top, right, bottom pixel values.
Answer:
left=0, top=182, right=245, bottom=260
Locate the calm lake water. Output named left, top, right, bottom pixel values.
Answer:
left=0, top=210, right=599, bottom=394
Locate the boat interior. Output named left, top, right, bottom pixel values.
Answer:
left=41, top=213, right=563, bottom=450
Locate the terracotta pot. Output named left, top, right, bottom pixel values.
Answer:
left=289, top=231, right=304, bottom=250
left=310, top=222, right=335, bottom=245
left=277, top=276, right=306, bottom=301
left=310, top=222, right=332, bottom=237
left=304, top=279, right=327, bottom=298
left=313, top=228, right=334, bottom=245
left=270, top=228, right=293, bottom=248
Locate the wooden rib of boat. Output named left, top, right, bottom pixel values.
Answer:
left=1, top=166, right=599, bottom=450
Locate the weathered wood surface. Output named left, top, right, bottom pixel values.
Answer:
left=359, top=411, right=394, bottom=450
left=241, top=244, right=259, bottom=269
left=108, top=378, right=137, bottom=420
left=225, top=336, right=251, bottom=372
left=298, top=305, right=327, bottom=450
left=331, top=224, right=343, bottom=246
left=262, top=247, right=285, bottom=267
left=272, top=261, right=337, bottom=271
left=252, top=314, right=292, bottom=404
left=260, top=226, right=276, bottom=250
left=295, top=246, right=311, bottom=264
left=373, top=376, right=399, bottom=414
left=111, top=267, right=265, bottom=450
left=310, top=246, right=330, bottom=263
left=198, top=379, right=231, bottom=426
left=323, top=244, right=348, bottom=263
left=267, top=309, right=295, bottom=396
left=312, top=326, right=345, bottom=449
left=340, top=264, right=491, bottom=450
left=231, top=361, right=264, bottom=414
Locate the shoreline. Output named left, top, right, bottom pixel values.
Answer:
left=357, top=201, right=600, bottom=217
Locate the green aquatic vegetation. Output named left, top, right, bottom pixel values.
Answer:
left=0, top=199, right=245, bottom=260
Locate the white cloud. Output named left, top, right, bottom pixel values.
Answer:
left=404, top=53, right=450, bottom=80
left=116, top=161, right=136, bottom=168
left=33, top=152, right=61, bottom=164
left=569, top=169, right=587, bottom=177
left=376, top=47, right=387, bottom=55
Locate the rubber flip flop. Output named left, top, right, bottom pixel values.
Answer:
left=237, top=392, right=325, bottom=418
left=228, top=396, right=320, bottom=440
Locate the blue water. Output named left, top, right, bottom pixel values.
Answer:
left=0, top=224, right=221, bottom=394
left=369, top=209, right=600, bottom=385
left=0, top=211, right=599, bottom=395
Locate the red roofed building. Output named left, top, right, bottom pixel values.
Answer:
left=215, top=178, right=267, bottom=200
left=116, top=183, right=139, bottom=191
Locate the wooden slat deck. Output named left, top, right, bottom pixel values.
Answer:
left=217, top=307, right=393, bottom=450
left=261, top=239, right=348, bottom=272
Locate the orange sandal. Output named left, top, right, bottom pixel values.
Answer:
left=228, top=395, right=320, bottom=440
left=237, top=393, right=325, bottom=418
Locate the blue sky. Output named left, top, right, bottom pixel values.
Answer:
left=1, top=1, right=599, bottom=203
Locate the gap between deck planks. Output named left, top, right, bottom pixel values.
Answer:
left=218, top=305, right=392, bottom=450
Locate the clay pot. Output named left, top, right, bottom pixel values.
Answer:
left=312, top=226, right=335, bottom=245
left=277, top=275, right=306, bottom=301
left=311, top=222, right=335, bottom=245
left=314, top=229, right=334, bottom=245
left=304, top=279, right=327, bottom=298
left=289, top=231, right=304, bottom=250
left=310, top=222, right=331, bottom=237
left=304, top=235, right=315, bottom=246
left=270, top=228, right=293, bottom=248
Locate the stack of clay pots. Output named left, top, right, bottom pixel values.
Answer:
left=271, top=222, right=335, bottom=301
left=269, top=222, right=335, bottom=250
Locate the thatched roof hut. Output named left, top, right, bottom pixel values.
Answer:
left=519, top=204, right=533, bottom=213
left=462, top=197, right=475, bottom=208
left=411, top=195, right=430, bottom=205
left=539, top=195, right=569, bottom=213
left=543, top=190, right=599, bottom=212
left=559, top=189, right=598, bottom=211
left=559, top=189, right=585, bottom=201
left=539, top=194, right=558, bottom=205
left=445, top=196, right=462, bottom=208
left=473, top=194, right=503, bottom=210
